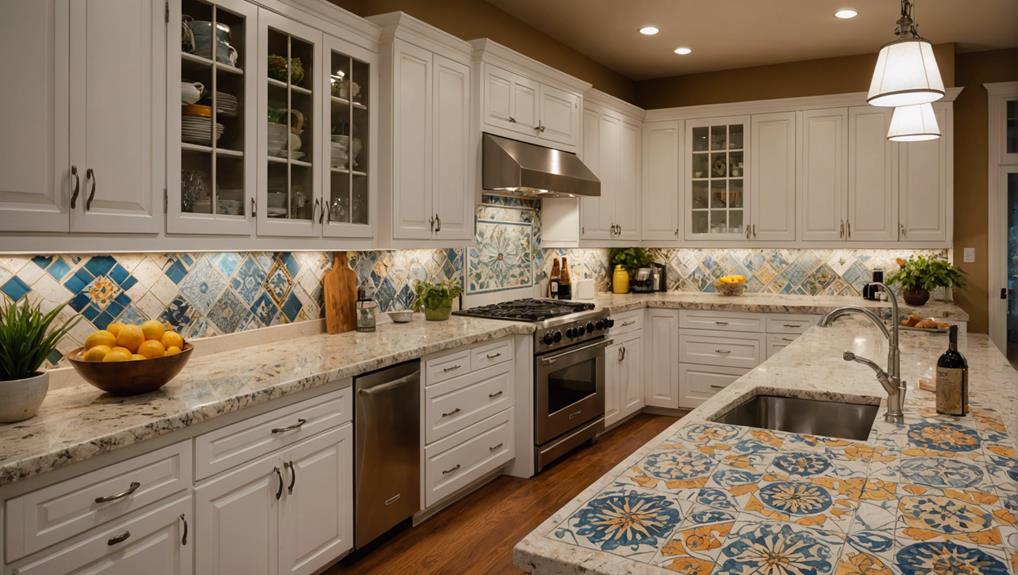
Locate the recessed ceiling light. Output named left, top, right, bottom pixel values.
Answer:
left=835, top=8, right=858, bottom=19
left=674, top=47, right=692, bottom=55
left=639, top=26, right=659, bottom=36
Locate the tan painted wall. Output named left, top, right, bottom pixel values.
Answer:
left=328, top=0, right=637, bottom=102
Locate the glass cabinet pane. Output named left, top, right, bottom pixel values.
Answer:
left=689, top=120, right=746, bottom=236
left=266, top=28, right=314, bottom=221
left=692, top=127, right=709, bottom=152
left=1007, top=100, right=1017, bottom=155
left=327, top=46, right=370, bottom=228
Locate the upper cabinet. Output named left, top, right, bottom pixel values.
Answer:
left=847, top=106, right=897, bottom=242
left=898, top=102, right=952, bottom=243
left=372, top=13, right=474, bottom=245
left=798, top=108, right=848, bottom=242
left=641, top=121, right=682, bottom=242
left=750, top=112, right=796, bottom=241
left=685, top=116, right=749, bottom=240
left=579, top=96, right=641, bottom=242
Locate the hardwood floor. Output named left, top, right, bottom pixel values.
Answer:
left=326, top=413, right=680, bottom=575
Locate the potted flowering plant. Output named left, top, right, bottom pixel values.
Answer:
left=886, top=255, right=965, bottom=306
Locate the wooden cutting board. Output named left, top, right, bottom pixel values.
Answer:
left=323, top=253, right=358, bottom=334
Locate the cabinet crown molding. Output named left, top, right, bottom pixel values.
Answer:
left=368, top=11, right=472, bottom=61
left=261, top=0, right=381, bottom=48
left=470, top=38, right=591, bottom=94
left=585, top=88, right=645, bottom=122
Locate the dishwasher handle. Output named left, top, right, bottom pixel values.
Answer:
left=358, top=371, right=420, bottom=396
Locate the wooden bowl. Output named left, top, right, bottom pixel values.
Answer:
left=68, top=344, right=194, bottom=395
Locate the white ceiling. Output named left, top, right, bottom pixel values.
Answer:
left=483, top=0, right=1018, bottom=80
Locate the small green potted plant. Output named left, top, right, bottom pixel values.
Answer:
left=413, top=279, right=463, bottom=321
left=0, top=300, right=79, bottom=423
left=886, top=255, right=965, bottom=306
left=608, top=248, right=652, bottom=294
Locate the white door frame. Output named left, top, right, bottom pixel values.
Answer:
left=985, top=81, right=1018, bottom=352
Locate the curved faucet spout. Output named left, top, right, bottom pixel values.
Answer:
left=820, top=307, right=890, bottom=339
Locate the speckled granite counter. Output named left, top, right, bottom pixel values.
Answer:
left=0, top=315, right=533, bottom=487
left=515, top=319, right=1017, bottom=575
left=590, top=291, right=970, bottom=322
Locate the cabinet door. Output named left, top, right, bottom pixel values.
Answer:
left=622, top=334, right=645, bottom=417
left=432, top=55, right=473, bottom=240
left=645, top=309, right=679, bottom=408
left=0, top=0, right=69, bottom=232
left=798, top=109, right=847, bottom=241
left=580, top=109, right=610, bottom=239
left=615, top=120, right=641, bottom=240
left=604, top=341, right=623, bottom=427
left=389, top=39, right=433, bottom=239
left=641, top=121, right=681, bottom=241
left=69, top=0, right=163, bottom=233
left=751, top=112, right=796, bottom=241
left=685, top=117, right=749, bottom=240
left=481, top=64, right=514, bottom=132
left=539, top=84, right=580, bottom=147
left=279, top=425, right=353, bottom=575
left=899, top=103, right=950, bottom=242
left=848, top=106, right=897, bottom=241
left=510, top=75, right=539, bottom=133
left=256, top=10, right=323, bottom=237
left=196, top=453, right=281, bottom=575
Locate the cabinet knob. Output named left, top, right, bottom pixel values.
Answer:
left=508, top=116, right=516, bottom=123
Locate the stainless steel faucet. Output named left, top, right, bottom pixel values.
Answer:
left=819, top=282, right=905, bottom=423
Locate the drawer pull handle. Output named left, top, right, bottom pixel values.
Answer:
left=107, top=531, right=131, bottom=546
left=442, top=464, right=461, bottom=475
left=274, top=466, right=283, bottom=500
left=384, top=494, right=401, bottom=506
left=710, top=384, right=728, bottom=390
left=442, top=407, right=462, bottom=418
left=271, top=418, right=307, bottom=434
left=486, top=352, right=503, bottom=359
left=489, top=442, right=504, bottom=452
left=783, top=324, right=801, bottom=328
left=180, top=514, right=188, bottom=546
left=783, top=337, right=795, bottom=343
left=488, top=390, right=503, bottom=399
left=568, top=409, right=583, bottom=420
left=715, top=321, right=729, bottom=326
left=285, top=460, right=296, bottom=494
left=621, top=320, right=636, bottom=327
left=714, top=349, right=732, bottom=354
left=95, top=481, right=141, bottom=503
left=443, top=364, right=462, bottom=373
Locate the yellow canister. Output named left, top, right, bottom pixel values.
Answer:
left=612, top=265, right=630, bottom=294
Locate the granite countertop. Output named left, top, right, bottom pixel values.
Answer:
left=0, top=315, right=534, bottom=488
left=514, top=319, right=1017, bottom=575
left=590, top=291, right=970, bottom=322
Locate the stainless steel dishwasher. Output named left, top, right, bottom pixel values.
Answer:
left=354, top=360, right=420, bottom=548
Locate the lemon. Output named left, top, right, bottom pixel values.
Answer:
left=110, top=346, right=133, bottom=356
left=161, top=331, right=184, bottom=350
left=131, top=354, right=146, bottom=361
left=165, top=345, right=182, bottom=356
left=141, top=320, right=165, bottom=342
left=83, top=345, right=111, bottom=362
left=116, top=325, right=145, bottom=353
left=137, top=340, right=165, bottom=359
left=107, top=322, right=125, bottom=337
left=84, top=330, right=116, bottom=350
left=103, top=348, right=132, bottom=362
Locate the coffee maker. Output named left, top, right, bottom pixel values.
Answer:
left=632, top=263, right=667, bottom=293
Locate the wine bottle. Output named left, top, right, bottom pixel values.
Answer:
left=935, top=325, right=968, bottom=415
left=559, top=258, right=572, bottom=300
left=549, top=258, right=561, bottom=298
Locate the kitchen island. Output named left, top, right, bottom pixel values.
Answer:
left=514, top=317, right=1017, bottom=574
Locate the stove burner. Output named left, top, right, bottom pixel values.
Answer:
left=453, top=298, right=595, bottom=322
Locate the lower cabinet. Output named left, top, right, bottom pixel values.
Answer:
left=644, top=309, right=680, bottom=408
left=679, top=364, right=750, bottom=408
left=605, top=330, right=644, bottom=427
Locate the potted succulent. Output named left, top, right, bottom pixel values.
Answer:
left=886, top=255, right=965, bottom=306
left=413, top=279, right=463, bottom=321
left=608, top=248, right=652, bottom=294
left=0, top=300, right=79, bottom=423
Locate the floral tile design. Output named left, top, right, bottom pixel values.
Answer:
left=467, top=219, right=534, bottom=293
left=617, top=448, right=721, bottom=497
left=653, top=504, right=737, bottom=572
left=713, top=521, right=844, bottom=575
left=895, top=540, right=1011, bottom=575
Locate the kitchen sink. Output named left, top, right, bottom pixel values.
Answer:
left=711, top=395, right=879, bottom=441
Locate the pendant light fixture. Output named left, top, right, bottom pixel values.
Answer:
left=867, top=0, right=944, bottom=107
left=887, top=103, right=940, bottom=141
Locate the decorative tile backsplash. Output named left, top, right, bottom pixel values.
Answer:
left=467, top=196, right=541, bottom=294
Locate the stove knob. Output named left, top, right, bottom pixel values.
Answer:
left=585, top=322, right=595, bottom=334
left=553, top=331, right=562, bottom=343
left=542, top=333, right=556, bottom=346
left=606, top=318, right=615, bottom=328
left=596, top=319, right=607, bottom=330
left=566, top=327, right=577, bottom=338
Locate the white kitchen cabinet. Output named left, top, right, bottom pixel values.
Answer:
left=604, top=340, right=623, bottom=426
left=580, top=109, right=611, bottom=240
left=605, top=330, right=644, bottom=428
left=432, top=54, right=473, bottom=240
left=388, top=39, right=432, bottom=240
left=679, top=364, right=748, bottom=409
left=685, top=116, right=749, bottom=240
left=644, top=309, right=679, bottom=409
left=538, top=84, right=581, bottom=147
left=798, top=109, right=848, bottom=242
left=579, top=93, right=642, bottom=242
left=621, top=332, right=645, bottom=417
left=847, top=106, right=897, bottom=242
left=898, top=103, right=952, bottom=243
left=750, top=112, right=796, bottom=241
left=616, top=120, right=642, bottom=241
left=641, top=121, right=682, bottom=242
left=480, top=65, right=538, bottom=135
left=511, top=77, right=540, bottom=132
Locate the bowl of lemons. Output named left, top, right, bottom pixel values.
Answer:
left=68, top=320, right=193, bottom=395
left=715, top=275, right=747, bottom=296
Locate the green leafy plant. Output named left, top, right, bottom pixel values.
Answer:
left=886, top=255, right=965, bottom=292
left=609, top=248, right=652, bottom=274
left=412, top=279, right=463, bottom=312
left=0, top=300, right=79, bottom=381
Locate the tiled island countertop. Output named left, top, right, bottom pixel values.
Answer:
left=515, top=318, right=1016, bottom=575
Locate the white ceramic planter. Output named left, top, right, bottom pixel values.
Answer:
left=0, top=372, right=49, bottom=423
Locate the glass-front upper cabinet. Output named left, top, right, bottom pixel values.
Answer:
left=323, top=36, right=376, bottom=237
left=1007, top=99, right=1017, bottom=162
left=685, top=117, right=749, bottom=240
left=257, top=10, right=322, bottom=237
left=168, top=0, right=257, bottom=234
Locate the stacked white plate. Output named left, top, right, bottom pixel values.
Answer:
left=216, top=92, right=239, bottom=117
left=182, top=117, right=224, bottom=145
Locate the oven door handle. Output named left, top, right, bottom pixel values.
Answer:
left=539, top=339, right=612, bottom=366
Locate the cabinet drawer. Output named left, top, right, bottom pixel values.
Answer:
left=425, top=348, right=471, bottom=386
left=426, top=363, right=514, bottom=444
left=470, top=337, right=514, bottom=372
left=424, top=409, right=514, bottom=508
left=8, top=493, right=192, bottom=575
left=767, top=334, right=799, bottom=358
left=5, top=442, right=191, bottom=561
left=195, top=386, right=351, bottom=480
left=680, top=311, right=764, bottom=333
left=609, top=310, right=643, bottom=337
left=679, top=364, right=749, bottom=408
left=679, top=330, right=764, bottom=368
left=765, top=314, right=818, bottom=334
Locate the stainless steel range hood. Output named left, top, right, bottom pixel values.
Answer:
left=482, top=133, right=600, bottom=198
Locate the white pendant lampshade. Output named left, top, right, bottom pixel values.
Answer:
left=887, top=103, right=940, bottom=141
left=868, top=39, right=945, bottom=107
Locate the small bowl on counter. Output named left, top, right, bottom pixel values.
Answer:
left=715, top=275, right=747, bottom=296
left=68, top=343, right=194, bottom=395
left=387, top=310, right=414, bottom=324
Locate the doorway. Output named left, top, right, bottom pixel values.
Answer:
left=988, top=82, right=1018, bottom=362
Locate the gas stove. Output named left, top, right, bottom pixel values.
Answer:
left=454, top=298, right=613, bottom=353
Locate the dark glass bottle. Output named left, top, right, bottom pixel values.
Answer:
left=935, top=325, right=968, bottom=415
left=558, top=258, right=572, bottom=300
left=549, top=258, right=561, bottom=298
